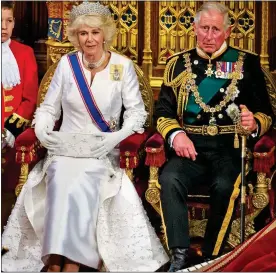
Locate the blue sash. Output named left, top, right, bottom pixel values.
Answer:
left=67, top=53, right=111, bottom=132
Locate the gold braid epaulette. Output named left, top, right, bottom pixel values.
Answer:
left=8, top=113, right=30, bottom=128
left=163, top=56, right=188, bottom=87
left=163, top=53, right=191, bottom=120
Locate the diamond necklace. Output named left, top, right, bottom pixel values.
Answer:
left=82, top=51, right=106, bottom=70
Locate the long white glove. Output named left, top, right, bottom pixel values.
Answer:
left=34, top=113, right=60, bottom=149
left=92, top=125, right=134, bottom=159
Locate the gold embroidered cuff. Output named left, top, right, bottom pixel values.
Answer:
left=8, top=113, right=31, bottom=129
left=157, top=117, right=182, bottom=139
left=254, top=112, right=272, bottom=136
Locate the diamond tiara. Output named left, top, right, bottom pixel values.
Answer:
left=69, top=2, right=111, bottom=22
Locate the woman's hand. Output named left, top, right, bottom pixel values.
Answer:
left=173, top=132, right=198, bottom=161
left=35, top=123, right=60, bottom=149
left=240, top=104, right=257, bottom=133
left=92, top=128, right=133, bottom=159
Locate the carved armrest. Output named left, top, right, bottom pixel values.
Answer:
left=14, top=128, right=46, bottom=196
left=144, top=133, right=166, bottom=214
left=252, top=134, right=276, bottom=218
left=119, top=131, right=149, bottom=181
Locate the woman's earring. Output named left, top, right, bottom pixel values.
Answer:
left=103, top=41, right=106, bottom=44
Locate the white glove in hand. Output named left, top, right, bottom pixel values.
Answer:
left=92, top=126, right=134, bottom=159
left=35, top=121, right=60, bottom=149
left=5, top=130, right=15, bottom=148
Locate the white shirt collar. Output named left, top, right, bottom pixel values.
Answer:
left=2, top=38, right=21, bottom=89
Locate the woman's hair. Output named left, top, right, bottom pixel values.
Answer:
left=1, top=1, right=14, bottom=11
left=194, top=2, right=231, bottom=30
left=67, top=14, right=116, bottom=50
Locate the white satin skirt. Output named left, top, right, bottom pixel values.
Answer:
left=2, top=153, right=169, bottom=272
left=42, top=156, right=106, bottom=268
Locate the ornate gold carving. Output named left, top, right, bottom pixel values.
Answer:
left=125, top=169, right=134, bottom=182
left=146, top=166, right=161, bottom=214
left=38, top=61, right=59, bottom=105
left=46, top=40, right=74, bottom=68
left=227, top=217, right=256, bottom=248
left=252, top=193, right=269, bottom=209
left=106, top=1, right=138, bottom=62
left=189, top=219, right=207, bottom=238
left=261, top=66, right=276, bottom=128
left=142, top=1, right=152, bottom=79
left=158, top=2, right=197, bottom=64
left=15, top=163, right=29, bottom=196
left=133, top=62, right=154, bottom=128
left=228, top=2, right=255, bottom=52
left=252, top=172, right=269, bottom=209
left=145, top=188, right=160, bottom=205
left=260, top=2, right=269, bottom=68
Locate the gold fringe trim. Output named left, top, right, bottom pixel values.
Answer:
left=254, top=112, right=272, bottom=136
left=157, top=117, right=182, bottom=139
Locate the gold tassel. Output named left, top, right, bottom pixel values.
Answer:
left=234, top=125, right=239, bottom=149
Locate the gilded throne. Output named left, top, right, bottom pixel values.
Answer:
left=11, top=0, right=276, bottom=255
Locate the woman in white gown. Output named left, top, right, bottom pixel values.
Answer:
left=1, top=2, right=169, bottom=272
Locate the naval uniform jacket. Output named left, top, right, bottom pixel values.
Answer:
left=156, top=46, right=274, bottom=147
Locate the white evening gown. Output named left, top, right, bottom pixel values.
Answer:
left=2, top=51, right=169, bottom=271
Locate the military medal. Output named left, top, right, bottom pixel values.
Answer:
left=205, top=62, right=214, bottom=77
left=215, top=61, right=225, bottom=78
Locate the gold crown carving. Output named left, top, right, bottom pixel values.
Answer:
left=70, top=1, right=111, bottom=22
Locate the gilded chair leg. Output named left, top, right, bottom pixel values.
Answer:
left=15, top=163, right=29, bottom=197
left=125, top=168, right=134, bottom=182
left=227, top=217, right=256, bottom=248
left=159, top=202, right=170, bottom=254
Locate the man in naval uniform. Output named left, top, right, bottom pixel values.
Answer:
left=1, top=1, right=38, bottom=231
left=155, top=2, right=274, bottom=271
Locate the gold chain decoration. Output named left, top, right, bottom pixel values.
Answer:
left=183, top=52, right=245, bottom=117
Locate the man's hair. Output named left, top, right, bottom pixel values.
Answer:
left=194, top=2, right=231, bottom=30
left=1, top=1, right=14, bottom=11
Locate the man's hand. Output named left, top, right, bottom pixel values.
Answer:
left=172, top=132, right=198, bottom=160
left=240, top=104, right=257, bottom=133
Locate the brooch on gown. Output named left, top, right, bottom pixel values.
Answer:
left=109, top=117, right=117, bottom=131
left=110, top=64, right=123, bottom=81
